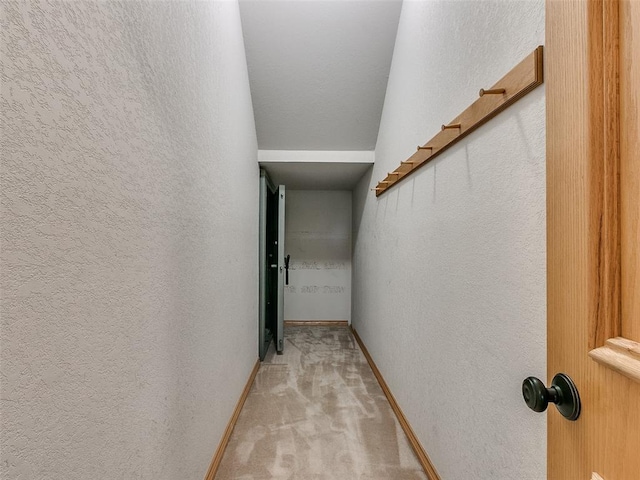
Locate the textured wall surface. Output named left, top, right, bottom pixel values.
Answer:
left=1, top=1, right=258, bottom=479
left=284, top=190, right=351, bottom=322
left=352, top=1, right=546, bottom=478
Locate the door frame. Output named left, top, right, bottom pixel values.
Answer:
left=275, top=184, right=285, bottom=353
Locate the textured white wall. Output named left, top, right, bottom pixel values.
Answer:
left=352, top=1, right=546, bottom=478
left=1, top=1, right=258, bottom=479
left=285, top=191, right=352, bottom=322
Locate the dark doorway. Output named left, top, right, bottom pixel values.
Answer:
left=259, top=170, right=285, bottom=360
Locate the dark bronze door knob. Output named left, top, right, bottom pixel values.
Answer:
left=522, top=373, right=581, bottom=421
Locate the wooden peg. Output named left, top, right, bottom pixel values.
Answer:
left=479, top=88, right=506, bottom=97
left=388, top=172, right=401, bottom=177
left=371, top=47, right=543, bottom=197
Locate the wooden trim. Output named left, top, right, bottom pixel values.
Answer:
left=589, top=337, right=640, bottom=384
left=350, top=327, right=441, bottom=480
left=374, top=46, right=544, bottom=196
left=619, top=0, right=639, bottom=342
left=284, top=320, right=349, bottom=327
left=203, top=359, right=260, bottom=480
left=589, top=0, right=621, bottom=349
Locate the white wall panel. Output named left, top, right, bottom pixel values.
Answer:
left=285, top=191, right=351, bottom=322
left=352, top=1, right=546, bottom=478
left=1, top=2, right=258, bottom=478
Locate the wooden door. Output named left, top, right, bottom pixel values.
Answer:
left=547, top=0, right=640, bottom=479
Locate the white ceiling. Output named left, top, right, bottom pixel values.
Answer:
left=239, top=0, right=403, bottom=153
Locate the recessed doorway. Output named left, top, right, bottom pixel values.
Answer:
left=258, top=170, right=285, bottom=360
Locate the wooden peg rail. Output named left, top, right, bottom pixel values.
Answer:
left=374, top=46, right=544, bottom=197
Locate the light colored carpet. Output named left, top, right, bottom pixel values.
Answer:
left=215, top=326, right=428, bottom=479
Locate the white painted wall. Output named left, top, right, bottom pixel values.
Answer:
left=1, top=2, right=258, bottom=479
left=352, top=1, right=546, bottom=479
left=285, top=191, right=352, bottom=322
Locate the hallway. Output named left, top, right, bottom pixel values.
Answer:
left=215, top=326, right=427, bottom=479
left=2, top=1, right=550, bottom=478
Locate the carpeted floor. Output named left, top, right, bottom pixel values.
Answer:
left=215, top=326, right=428, bottom=479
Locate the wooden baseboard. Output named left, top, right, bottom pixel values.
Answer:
left=203, top=359, right=260, bottom=480
left=284, top=320, right=349, bottom=327
left=350, top=327, right=441, bottom=480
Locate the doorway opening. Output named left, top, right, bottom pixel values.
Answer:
left=258, top=170, right=285, bottom=360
